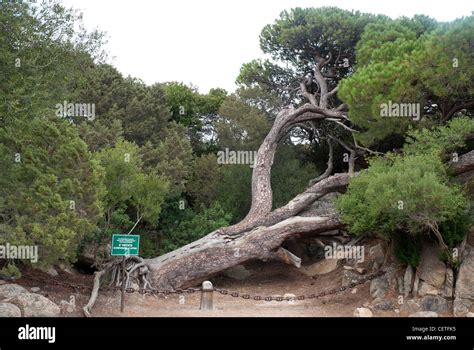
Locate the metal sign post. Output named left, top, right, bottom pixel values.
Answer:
left=110, top=234, right=140, bottom=313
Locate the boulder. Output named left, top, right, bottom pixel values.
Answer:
left=442, top=268, right=454, bottom=299
left=223, top=265, right=251, bottom=280
left=370, top=276, right=389, bottom=299
left=455, top=246, right=474, bottom=300
left=420, top=295, right=448, bottom=313
left=418, top=243, right=446, bottom=288
left=0, top=302, right=22, bottom=317
left=453, top=297, right=472, bottom=317
left=418, top=281, right=440, bottom=296
left=301, top=259, right=338, bottom=276
left=409, top=311, right=438, bottom=317
left=0, top=284, right=28, bottom=300
left=401, top=299, right=421, bottom=314
left=354, top=307, right=373, bottom=317
left=9, top=293, right=60, bottom=317
left=403, top=265, right=414, bottom=297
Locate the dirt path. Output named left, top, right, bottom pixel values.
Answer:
left=16, top=261, right=401, bottom=317
left=91, top=261, right=395, bottom=317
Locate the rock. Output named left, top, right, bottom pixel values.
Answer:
left=370, top=276, right=389, bottom=299
left=368, top=244, right=385, bottom=266
left=466, top=312, right=474, bottom=317
left=413, top=274, right=420, bottom=297
left=44, top=267, right=58, bottom=277
left=409, top=311, right=438, bottom=317
left=0, top=302, right=22, bottom=317
left=59, top=264, right=74, bottom=275
left=343, top=265, right=366, bottom=274
left=354, top=307, right=373, bottom=317
left=453, top=297, right=472, bottom=317
left=455, top=246, right=474, bottom=300
left=30, top=287, right=40, bottom=293
left=394, top=309, right=400, bottom=314
left=401, top=299, right=421, bottom=314
left=442, top=268, right=454, bottom=298
left=397, top=277, right=404, bottom=295
left=420, top=295, right=448, bottom=312
left=342, top=269, right=366, bottom=287
left=363, top=302, right=370, bottom=308
left=223, top=265, right=251, bottom=280
left=404, top=265, right=414, bottom=297
left=351, top=288, right=357, bottom=294
left=302, top=259, right=338, bottom=276
left=370, top=298, right=394, bottom=311
left=59, top=299, right=76, bottom=313
left=0, top=284, right=28, bottom=300
left=418, top=281, right=439, bottom=296
left=418, top=243, right=446, bottom=288
left=9, top=293, right=60, bottom=317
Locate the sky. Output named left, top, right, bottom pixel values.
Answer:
left=60, top=0, right=473, bottom=94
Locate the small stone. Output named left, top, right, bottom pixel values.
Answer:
left=30, top=287, right=40, bottom=293
left=342, top=269, right=366, bottom=287
left=351, top=288, right=357, bottom=294
left=409, top=311, right=438, bottom=317
left=354, top=307, right=373, bottom=317
left=394, top=309, right=400, bottom=314
left=466, top=312, right=474, bottom=317
left=45, top=267, right=58, bottom=277
left=370, top=298, right=394, bottom=311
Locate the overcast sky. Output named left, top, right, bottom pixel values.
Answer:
left=60, top=0, right=472, bottom=94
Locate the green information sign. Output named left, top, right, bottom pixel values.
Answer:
left=111, top=234, right=140, bottom=256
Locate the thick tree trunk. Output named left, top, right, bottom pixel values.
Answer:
left=146, top=214, right=342, bottom=289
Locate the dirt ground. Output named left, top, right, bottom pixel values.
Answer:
left=14, top=261, right=407, bottom=317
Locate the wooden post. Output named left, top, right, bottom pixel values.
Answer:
left=121, top=256, right=125, bottom=312
left=200, top=281, right=213, bottom=310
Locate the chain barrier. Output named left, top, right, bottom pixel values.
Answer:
left=23, top=269, right=386, bottom=302
left=213, top=270, right=386, bottom=302
left=105, top=270, right=386, bottom=301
